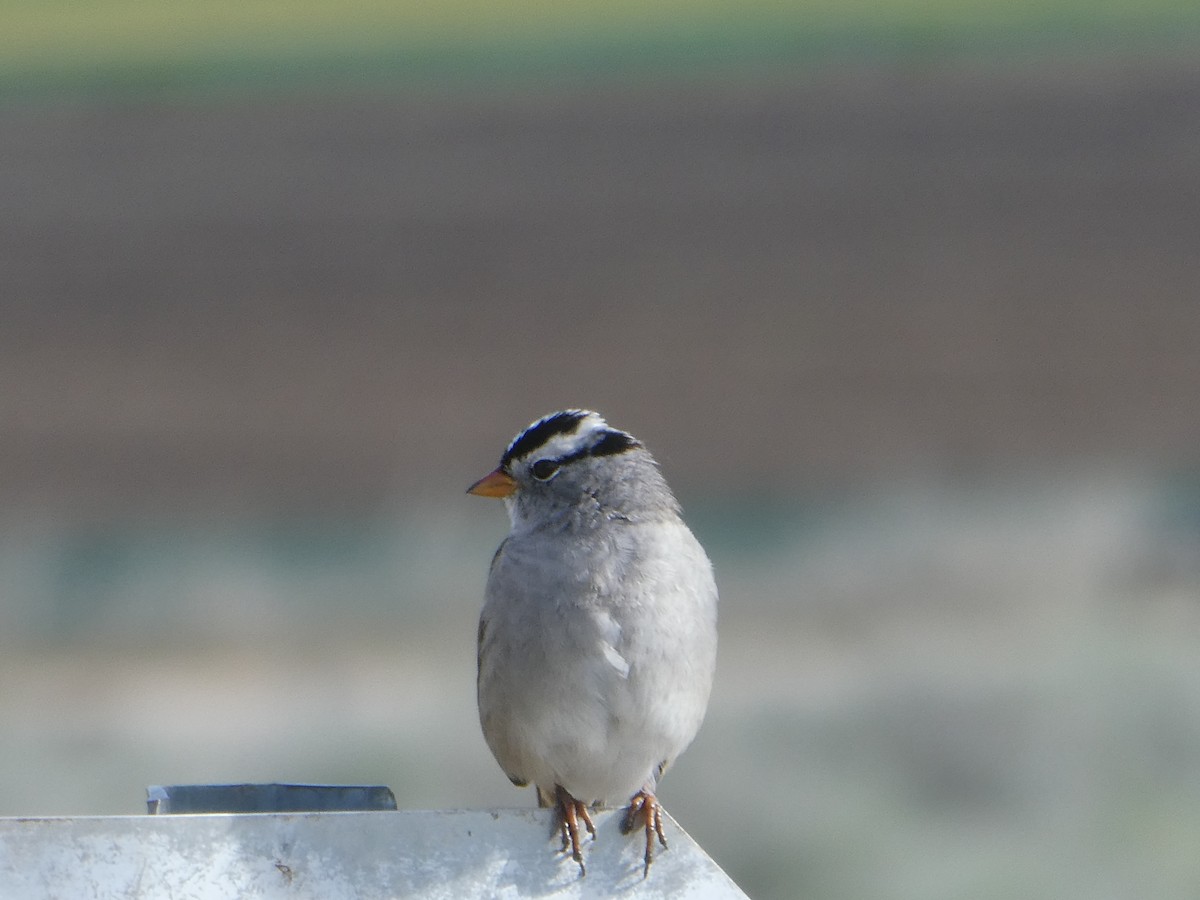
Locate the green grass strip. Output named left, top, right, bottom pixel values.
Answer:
left=1, top=0, right=1197, bottom=100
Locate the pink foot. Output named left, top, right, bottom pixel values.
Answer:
left=621, top=789, right=668, bottom=877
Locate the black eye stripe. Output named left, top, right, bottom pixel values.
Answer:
left=589, top=430, right=640, bottom=458
left=548, top=430, right=642, bottom=470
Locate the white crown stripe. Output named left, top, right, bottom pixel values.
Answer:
left=499, top=409, right=643, bottom=471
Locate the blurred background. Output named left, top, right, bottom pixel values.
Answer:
left=3, top=2, right=1200, bottom=897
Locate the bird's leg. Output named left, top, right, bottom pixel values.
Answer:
left=621, top=789, right=668, bottom=877
left=552, top=784, right=596, bottom=876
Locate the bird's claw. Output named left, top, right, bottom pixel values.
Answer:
left=622, top=789, right=668, bottom=877
left=552, top=785, right=596, bottom=876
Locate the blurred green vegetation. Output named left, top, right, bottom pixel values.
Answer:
left=2, top=0, right=1198, bottom=98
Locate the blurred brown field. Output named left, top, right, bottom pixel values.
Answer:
left=3, top=58, right=1199, bottom=514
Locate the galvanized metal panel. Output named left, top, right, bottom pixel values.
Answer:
left=146, top=783, right=398, bottom=814
left=0, top=808, right=747, bottom=898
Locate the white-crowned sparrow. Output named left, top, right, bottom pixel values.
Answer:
left=468, top=410, right=718, bottom=877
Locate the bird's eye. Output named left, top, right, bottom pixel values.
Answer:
left=530, top=459, right=560, bottom=481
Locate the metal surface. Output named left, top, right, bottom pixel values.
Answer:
left=0, top=808, right=747, bottom=898
left=146, top=783, right=397, bottom=814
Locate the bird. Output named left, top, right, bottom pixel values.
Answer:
left=468, top=409, right=718, bottom=877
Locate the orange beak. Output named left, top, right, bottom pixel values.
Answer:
left=467, top=467, right=517, bottom=498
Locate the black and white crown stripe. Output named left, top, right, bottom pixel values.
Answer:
left=499, top=410, right=641, bottom=472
